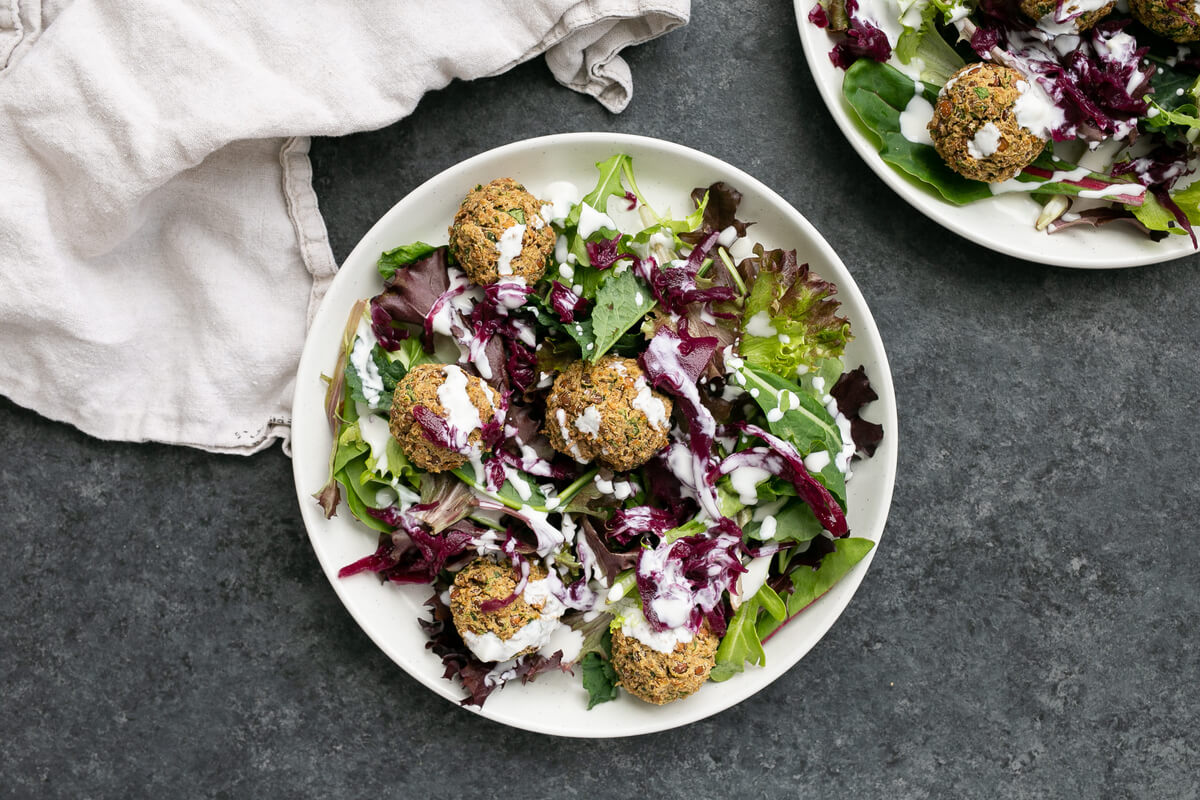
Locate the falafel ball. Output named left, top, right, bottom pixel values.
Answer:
left=1130, top=0, right=1200, bottom=42
left=927, top=62, right=1048, bottom=184
left=543, top=356, right=672, bottom=472
left=447, top=177, right=556, bottom=286
left=610, top=625, right=720, bottom=705
left=388, top=363, right=497, bottom=473
left=450, top=559, right=562, bottom=662
left=1019, top=0, right=1115, bottom=31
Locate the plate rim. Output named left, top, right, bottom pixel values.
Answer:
left=291, top=131, right=900, bottom=737
left=792, top=0, right=1197, bottom=269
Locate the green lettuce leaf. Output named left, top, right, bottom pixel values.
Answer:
left=738, top=244, right=851, bottom=376
left=377, top=241, right=439, bottom=281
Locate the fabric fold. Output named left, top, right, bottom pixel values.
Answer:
left=0, top=0, right=689, bottom=454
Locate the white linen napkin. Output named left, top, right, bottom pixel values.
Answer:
left=0, top=0, right=688, bottom=454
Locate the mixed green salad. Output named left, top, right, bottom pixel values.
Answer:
left=810, top=0, right=1200, bottom=243
left=314, top=155, right=883, bottom=708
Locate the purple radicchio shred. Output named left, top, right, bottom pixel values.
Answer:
left=478, top=554, right=531, bottom=613
left=413, top=404, right=470, bottom=452
left=1110, top=143, right=1198, bottom=247
left=549, top=280, right=589, bottom=322
left=965, top=10, right=1150, bottom=141
left=729, top=423, right=850, bottom=536
left=635, top=526, right=747, bottom=634
left=829, top=0, right=892, bottom=70
left=633, top=233, right=738, bottom=319
left=370, top=247, right=452, bottom=351
left=606, top=506, right=681, bottom=545
left=585, top=236, right=630, bottom=271
left=624, top=191, right=638, bottom=210
left=504, top=336, right=538, bottom=395
left=830, top=366, right=884, bottom=458
left=1046, top=207, right=1167, bottom=240
left=639, top=325, right=723, bottom=520
left=809, top=3, right=829, bottom=27
left=339, top=519, right=478, bottom=585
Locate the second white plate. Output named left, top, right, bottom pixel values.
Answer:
left=795, top=0, right=1198, bottom=268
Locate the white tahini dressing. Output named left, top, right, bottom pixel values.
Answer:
left=1013, top=79, right=1066, bottom=140
left=631, top=377, right=669, bottom=430
left=437, top=365, right=483, bottom=439
left=349, top=335, right=385, bottom=407
left=744, top=310, right=777, bottom=337
left=574, top=404, right=603, bottom=437
left=968, top=122, right=1002, bottom=159
left=577, top=202, right=615, bottom=239
left=495, top=223, right=526, bottom=276
left=728, top=465, right=770, bottom=505
left=620, top=607, right=693, bottom=654
left=539, top=181, right=580, bottom=224
left=899, top=94, right=935, bottom=146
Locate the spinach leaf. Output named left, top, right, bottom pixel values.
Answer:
left=755, top=537, right=875, bottom=641
left=710, top=595, right=766, bottom=682
left=843, top=59, right=993, bottom=205
left=589, top=270, right=653, bottom=361
left=377, top=241, right=439, bottom=281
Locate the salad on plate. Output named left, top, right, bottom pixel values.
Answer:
left=313, top=155, right=884, bottom=709
left=808, top=0, right=1200, bottom=244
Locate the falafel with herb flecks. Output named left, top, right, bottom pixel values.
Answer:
left=448, top=177, right=555, bottom=286
left=927, top=62, right=1048, bottom=184
left=1019, top=0, right=1116, bottom=31
left=1130, top=0, right=1200, bottom=42
left=450, top=558, right=564, bottom=662
left=543, top=356, right=672, bottom=472
left=610, top=625, right=719, bottom=705
left=388, top=363, right=498, bottom=472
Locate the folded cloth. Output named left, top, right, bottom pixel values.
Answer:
left=0, top=0, right=688, bottom=454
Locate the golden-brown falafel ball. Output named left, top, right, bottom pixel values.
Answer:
left=1130, top=0, right=1200, bottom=42
left=1019, top=0, right=1115, bottom=31
left=927, top=62, right=1048, bottom=184
left=450, top=559, right=552, bottom=657
left=543, top=356, right=672, bottom=472
left=388, top=363, right=497, bottom=472
left=610, top=625, right=719, bottom=705
left=448, top=177, right=556, bottom=286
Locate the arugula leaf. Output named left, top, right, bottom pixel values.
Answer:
left=567, top=155, right=633, bottom=266
left=756, top=537, right=875, bottom=641
left=710, top=596, right=766, bottom=682
left=580, top=629, right=619, bottom=708
left=589, top=270, right=653, bottom=361
left=377, top=241, right=439, bottom=281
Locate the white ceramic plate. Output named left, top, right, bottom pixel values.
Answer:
left=794, top=1, right=1197, bottom=268
left=291, top=132, right=899, bottom=737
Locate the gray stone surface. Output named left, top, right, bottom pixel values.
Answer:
left=3, top=0, right=1199, bottom=796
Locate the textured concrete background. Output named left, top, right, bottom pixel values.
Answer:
left=3, top=0, right=1199, bottom=796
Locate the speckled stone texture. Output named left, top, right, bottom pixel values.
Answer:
left=3, top=0, right=1199, bottom=796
